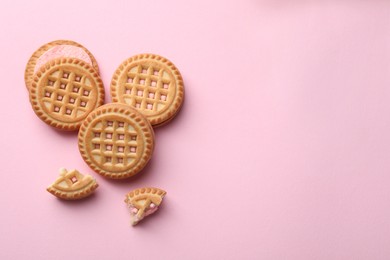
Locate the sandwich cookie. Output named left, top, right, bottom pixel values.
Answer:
left=110, top=54, right=184, bottom=127
left=78, top=103, right=154, bottom=179
left=29, top=58, right=105, bottom=130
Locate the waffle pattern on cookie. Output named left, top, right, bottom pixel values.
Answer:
left=78, top=104, right=154, bottom=179
left=125, top=187, right=166, bottom=206
left=111, top=54, right=184, bottom=127
left=29, top=58, right=105, bottom=130
left=90, top=119, right=139, bottom=167
left=43, top=69, right=95, bottom=120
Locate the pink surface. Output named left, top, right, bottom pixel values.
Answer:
left=1, top=1, right=390, bottom=259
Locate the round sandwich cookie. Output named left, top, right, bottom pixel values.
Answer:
left=110, top=54, right=184, bottom=127
left=25, top=40, right=100, bottom=90
left=78, top=103, right=155, bottom=179
left=29, top=58, right=105, bottom=131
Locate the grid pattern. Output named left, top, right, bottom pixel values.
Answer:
left=122, top=65, right=171, bottom=112
left=41, top=69, right=94, bottom=120
left=90, top=119, right=139, bottom=167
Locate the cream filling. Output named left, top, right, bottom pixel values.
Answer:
left=34, top=45, right=93, bottom=73
left=128, top=204, right=159, bottom=225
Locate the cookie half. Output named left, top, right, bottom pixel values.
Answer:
left=29, top=58, right=105, bottom=131
left=47, top=168, right=98, bottom=200
left=124, top=187, right=166, bottom=225
left=25, top=40, right=100, bottom=90
left=78, top=103, right=154, bottom=179
left=110, top=54, right=184, bottom=127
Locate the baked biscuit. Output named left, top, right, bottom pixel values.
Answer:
left=47, top=168, right=98, bottom=200
left=25, top=40, right=100, bottom=90
left=124, top=187, right=166, bottom=225
left=29, top=58, right=105, bottom=131
left=78, top=103, right=154, bottom=179
left=110, top=54, right=184, bottom=127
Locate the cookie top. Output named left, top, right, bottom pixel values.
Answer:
left=125, top=187, right=166, bottom=206
left=25, top=40, right=100, bottom=90
left=29, top=58, right=105, bottom=131
left=78, top=103, right=155, bottom=179
left=110, top=54, right=184, bottom=127
left=47, top=168, right=98, bottom=200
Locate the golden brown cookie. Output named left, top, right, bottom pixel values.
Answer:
left=110, top=54, right=184, bottom=127
left=78, top=103, right=154, bottom=179
left=29, top=58, right=105, bottom=131
left=47, top=168, right=98, bottom=200
left=25, top=40, right=100, bottom=90
left=124, top=187, right=166, bottom=225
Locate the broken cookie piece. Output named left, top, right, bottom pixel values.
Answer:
left=124, top=187, right=166, bottom=226
left=47, top=168, right=98, bottom=200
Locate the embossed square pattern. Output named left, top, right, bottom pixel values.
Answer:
left=43, top=70, right=92, bottom=118
left=123, top=65, right=171, bottom=111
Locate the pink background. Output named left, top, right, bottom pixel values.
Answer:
left=1, top=0, right=390, bottom=259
